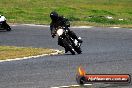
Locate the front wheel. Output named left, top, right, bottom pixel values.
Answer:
left=63, top=38, right=75, bottom=55
left=6, top=27, right=11, bottom=31
left=5, top=23, right=11, bottom=31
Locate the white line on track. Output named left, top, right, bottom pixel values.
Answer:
left=59, top=86, right=71, bottom=88
left=71, top=85, right=80, bottom=87
left=71, top=26, right=93, bottom=28
left=51, top=84, right=93, bottom=88
left=110, top=27, right=121, bottom=28
left=11, top=24, right=50, bottom=27
left=84, top=84, right=93, bottom=86
left=11, top=24, right=132, bottom=30
left=11, top=24, right=93, bottom=28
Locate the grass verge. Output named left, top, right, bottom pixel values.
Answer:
left=0, top=46, right=56, bottom=60
left=0, top=0, right=132, bottom=27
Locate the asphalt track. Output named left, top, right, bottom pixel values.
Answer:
left=0, top=25, right=132, bottom=88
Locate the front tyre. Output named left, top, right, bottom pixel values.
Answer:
left=5, top=23, right=11, bottom=31
left=6, top=27, right=11, bottom=31
left=63, top=39, right=75, bottom=55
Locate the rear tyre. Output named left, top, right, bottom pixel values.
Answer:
left=76, top=47, right=82, bottom=54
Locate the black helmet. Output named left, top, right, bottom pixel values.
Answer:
left=50, top=11, right=58, bottom=20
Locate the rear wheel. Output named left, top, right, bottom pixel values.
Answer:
left=72, top=41, right=82, bottom=54
left=69, top=47, right=75, bottom=55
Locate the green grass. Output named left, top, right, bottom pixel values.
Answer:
left=0, top=0, right=132, bottom=27
left=0, top=46, right=56, bottom=60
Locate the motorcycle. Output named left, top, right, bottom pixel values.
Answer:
left=55, top=26, right=82, bottom=55
left=0, top=21, right=11, bottom=31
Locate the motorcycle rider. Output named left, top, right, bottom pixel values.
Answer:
left=0, top=15, right=10, bottom=29
left=49, top=11, right=82, bottom=53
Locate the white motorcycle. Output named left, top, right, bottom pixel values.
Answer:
left=0, top=15, right=11, bottom=31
